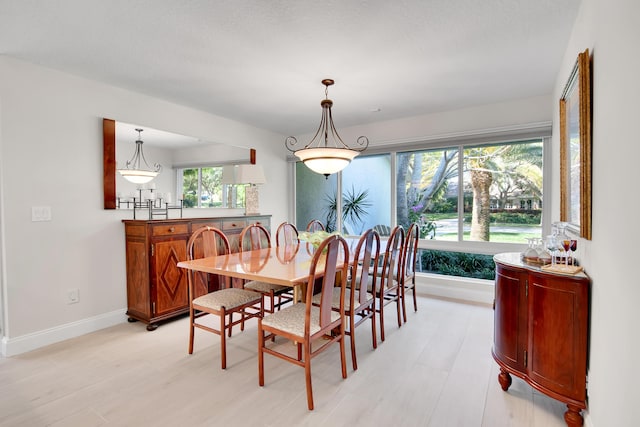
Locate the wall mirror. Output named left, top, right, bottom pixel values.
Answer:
left=103, top=118, right=255, bottom=210
left=559, top=49, right=592, bottom=239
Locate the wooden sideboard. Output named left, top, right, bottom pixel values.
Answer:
left=123, top=215, right=271, bottom=330
left=492, top=253, right=590, bottom=427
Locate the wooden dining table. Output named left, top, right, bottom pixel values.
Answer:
left=177, top=242, right=352, bottom=302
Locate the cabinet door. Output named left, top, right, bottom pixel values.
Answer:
left=152, top=239, right=188, bottom=316
left=494, top=264, right=528, bottom=371
left=528, top=273, right=588, bottom=403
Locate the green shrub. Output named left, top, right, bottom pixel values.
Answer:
left=420, top=250, right=495, bottom=280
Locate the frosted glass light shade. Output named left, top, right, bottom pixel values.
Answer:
left=118, top=169, right=159, bottom=184
left=295, top=147, right=359, bottom=175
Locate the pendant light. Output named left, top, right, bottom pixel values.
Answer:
left=285, top=79, right=368, bottom=178
left=118, top=128, right=162, bottom=184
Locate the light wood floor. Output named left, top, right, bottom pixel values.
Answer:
left=0, top=297, right=568, bottom=426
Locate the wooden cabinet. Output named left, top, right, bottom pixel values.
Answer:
left=123, top=215, right=270, bottom=330
left=492, top=253, right=590, bottom=427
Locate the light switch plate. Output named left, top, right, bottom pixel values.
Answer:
left=31, top=206, right=52, bottom=222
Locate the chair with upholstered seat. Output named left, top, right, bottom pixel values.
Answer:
left=240, top=223, right=293, bottom=313
left=375, top=225, right=405, bottom=342
left=185, top=226, right=263, bottom=369
left=306, top=219, right=325, bottom=232
left=312, top=228, right=380, bottom=370
left=400, top=222, right=419, bottom=322
left=258, top=234, right=349, bottom=410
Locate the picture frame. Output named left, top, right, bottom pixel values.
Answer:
left=560, top=49, right=592, bottom=240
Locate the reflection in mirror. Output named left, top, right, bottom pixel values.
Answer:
left=103, top=118, right=255, bottom=210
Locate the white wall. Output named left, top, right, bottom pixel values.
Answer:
left=0, top=56, right=289, bottom=355
left=553, top=1, right=639, bottom=426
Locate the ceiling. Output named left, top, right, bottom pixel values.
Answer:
left=0, top=0, right=581, bottom=137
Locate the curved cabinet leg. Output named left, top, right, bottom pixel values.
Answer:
left=498, top=368, right=512, bottom=391
left=564, top=405, right=583, bottom=427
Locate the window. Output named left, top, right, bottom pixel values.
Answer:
left=294, top=134, right=547, bottom=280
left=398, top=139, right=543, bottom=243
left=177, top=166, right=244, bottom=208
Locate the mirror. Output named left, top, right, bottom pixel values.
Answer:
left=103, top=118, right=256, bottom=210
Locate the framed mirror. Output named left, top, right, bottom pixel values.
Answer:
left=559, top=49, right=592, bottom=240
left=103, top=118, right=255, bottom=210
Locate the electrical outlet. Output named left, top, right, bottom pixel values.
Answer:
left=67, top=288, right=79, bottom=304
left=32, top=206, right=52, bottom=222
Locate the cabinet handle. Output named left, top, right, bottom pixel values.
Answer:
left=169, top=227, right=175, bottom=233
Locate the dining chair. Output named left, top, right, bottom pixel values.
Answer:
left=401, top=222, right=420, bottom=323
left=374, top=225, right=405, bottom=342
left=186, top=226, right=263, bottom=369
left=306, top=219, right=325, bottom=232
left=312, top=228, right=380, bottom=370
left=275, top=221, right=299, bottom=246
left=240, top=223, right=293, bottom=313
left=258, top=234, right=349, bottom=410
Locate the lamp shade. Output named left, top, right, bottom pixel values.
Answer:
left=295, top=147, right=360, bottom=175
left=221, top=165, right=238, bottom=184
left=235, top=164, right=266, bottom=185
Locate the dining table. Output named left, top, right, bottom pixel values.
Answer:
left=176, top=241, right=354, bottom=302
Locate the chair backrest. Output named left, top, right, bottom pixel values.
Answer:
left=187, top=226, right=231, bottom=260
left=305, top=235, right=349, bottom=334
left=240, top=223, right=271, bottom=252
left=350, top=229, right=381, bottom=306
left=379, top=225, right=405, bottom=291
left=276, top=222, right=299, bottom=246
left=402, top=223, right=420, bottom=281
left=372, top=224, right=392, bottom=237
left=306, top=219, right=325, bottom=233
left=186, top=226, right=231, bottom=296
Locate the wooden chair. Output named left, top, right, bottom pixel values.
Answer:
left=258, top=234, right=349, bottom=410
left=186, top=226, right=263, bottom=369
left=312, top=228, right=380, bottom=370
left=306, top=219, right=325, bottom=232
left=401, top=222, right=419, bottom=322
left=275, top=221, right=299, bottom=246
left=240, top=223, right=293, bottom=313
left=374, top=225, right=405, bottom=342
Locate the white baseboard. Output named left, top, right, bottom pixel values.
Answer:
left=416, top=273, right=494, bottom=306
left=1, top=309, right=127, bottom=357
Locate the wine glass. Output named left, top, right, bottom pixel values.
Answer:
left=561, top=239, right=571, bottom=267
left=569, top=239, right=577, bottom=266
left=545, top=235, right=558, bottom=266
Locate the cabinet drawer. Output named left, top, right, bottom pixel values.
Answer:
left=151, top=223, right=189, bottom=236
left=191, top=220, right=222, bottom=232
left=221, top=219, right=246, bottom=233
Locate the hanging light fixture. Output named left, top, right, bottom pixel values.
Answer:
left=285, top=79, right=368, bottom=178
left=118, top=128, right=162, bottom=184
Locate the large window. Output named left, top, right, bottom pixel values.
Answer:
left=294, top=135, right=547, bottom=280
left=178, top=166, right=244, bottom=208
left=398, top=139, right=543, bottom=243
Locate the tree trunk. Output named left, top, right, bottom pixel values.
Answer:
left=396, top=154, right=410, bottom=226
left=470, top=169, right=492, bottom=241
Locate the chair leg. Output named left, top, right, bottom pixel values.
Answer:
left=370, top=305, right=377, bottom=350
left=220, top=309, right=227, bottom=369
left=339, top=324, right=347, bottom=380
left=304, top=341, right=314, bottom=410
left=228, top=312, right=233, bottom=337
left=188, top=307, right=195, bottom=354
left=349, top=315, right=357, bottom=371
left=379, top=294, right=386, bottom=342
left=258, top=320, right=265, bottom=386
left=401, top=283, right=408, bottom=323
left=412, top=282, right=418, bottom=312
left=396, top=293, right=403, bottom=328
